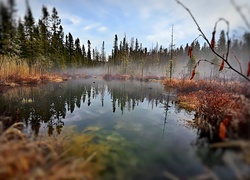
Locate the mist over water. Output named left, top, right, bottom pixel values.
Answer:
left=59, top=56, right=247, bottom=82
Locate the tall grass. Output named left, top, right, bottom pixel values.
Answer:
left=0, top=56, right=67, bottom=84
left=0, top=56, right=30, bottom=80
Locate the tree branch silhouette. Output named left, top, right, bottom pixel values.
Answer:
left=175, top=0, right=250, bottom=82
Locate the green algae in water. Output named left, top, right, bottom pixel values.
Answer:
left=61, top=125, right=140, bottom=180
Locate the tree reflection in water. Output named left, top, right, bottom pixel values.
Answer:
left=0, top=78, right=176, bottom=137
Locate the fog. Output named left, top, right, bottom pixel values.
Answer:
left=59, top=53, right=249, bottom=82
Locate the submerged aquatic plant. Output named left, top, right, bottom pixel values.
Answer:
left=61, top=125, right=140, bottom=180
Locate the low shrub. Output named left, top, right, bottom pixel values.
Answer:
left=163, top=78, right=250, bottom=140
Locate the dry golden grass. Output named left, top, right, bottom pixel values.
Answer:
left=0, top=57, right=30, bottom=79
left=0, top=56, right=67, bottom=85
left=0, top=122, right=94, bottom=180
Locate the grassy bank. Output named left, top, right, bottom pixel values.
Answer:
left=162, top=79, right=250, bottom=141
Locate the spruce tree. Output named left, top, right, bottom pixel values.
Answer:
left=101, top=41, right=105, bottom=62
left=113, top=34, right=118, bottom=64
left=50, top=7, right=62, bottom=68
left=82, top=44, right=87, bottom=65
left=74, top=38, right=82, bottom=67
left=39, top=6, right=50, bottom=58
left=24, top=0, right=36, bottom=74
left=217, top=30, right=226, bottom=54
left=68, top=32, right=74, bottom=67
left=0, top=1, right=16, bottom=57
left=87, top=40, right=91, bottom=65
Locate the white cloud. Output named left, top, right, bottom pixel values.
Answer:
left=97, top=26, right=108, bottom=32
left=83, top=25, right=94, bottom=31
left=82, top=23, right=100, bottom=31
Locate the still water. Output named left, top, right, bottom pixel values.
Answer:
left=0, top=78, right=247, bottom=179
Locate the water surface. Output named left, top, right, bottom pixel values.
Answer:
left=0, top=78, right=247, bottom=179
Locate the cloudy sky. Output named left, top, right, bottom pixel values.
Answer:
left=7, top=0, right=250, bottom=55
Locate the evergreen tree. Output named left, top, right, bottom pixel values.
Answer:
left=242, top=32, right=250, bottom=63
left=38, top=6, right=50, bottom=58
left=193, top=41, right=201, bottom=58
left=50, top=7, right=61, bottom=37
left=242, top=32, right=250, bottom=51
left=92, top=49, right=95, bottom=61
left=217, top=30, right=226, bottom=54
left=184, top=43, right=189, bottom=55
left=57, top=25, right=66, bottom=68
left=179, top=45, right=184, bottom=56
left=135, top=38, right=139, bottom=53
left=50, top=7, right=62, bottom=68
left=113, top=34, right=118, bottom=64
left=122, top=34, right=126, bottom=52
left=17, top=18, right=25, bottom=58
left=82, top=44, right=86, bottom=65
left=87, top=40, right=91, bottom=65
left=24, top=0, right=36, bottom=74
left=94, top=47, right=99, bottom=62
left=0, top=1, right=17, bottom=57
left=68, top=32, right=74, bottom=67
left=74, top=38, right=82, bottom=66
left=101, top=41, right=105, bottom=62
left=65, top=34, right=69, bottom=66
left=33, top=24, right=43, bottom=73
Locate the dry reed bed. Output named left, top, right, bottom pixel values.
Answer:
left=0, top=122, right=94, bottom=180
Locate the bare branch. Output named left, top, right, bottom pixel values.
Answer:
left=231, top=51, right=243, bottom=74
left=214, top=18, right=230, bottom=61
left=175, top=0, right=250, bottom=82
left=196, top=59, right=230, bottom=70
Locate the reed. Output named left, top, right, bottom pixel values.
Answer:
left=0, top=56, right=30, bottom=80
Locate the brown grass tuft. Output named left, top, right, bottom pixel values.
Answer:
left=162, top=79, right=250, bottom=140
left=0, top=122, right=94, bottom=180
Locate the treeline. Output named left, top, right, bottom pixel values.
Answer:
left=0, top=0, right=98, bottom=75
left=1, top=0, right=249, bottom=77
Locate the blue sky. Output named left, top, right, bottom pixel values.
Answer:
left=8, top=0, right=250, bottom=55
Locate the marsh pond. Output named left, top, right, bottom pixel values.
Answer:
left=1, top=78, right=249, bottom=179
